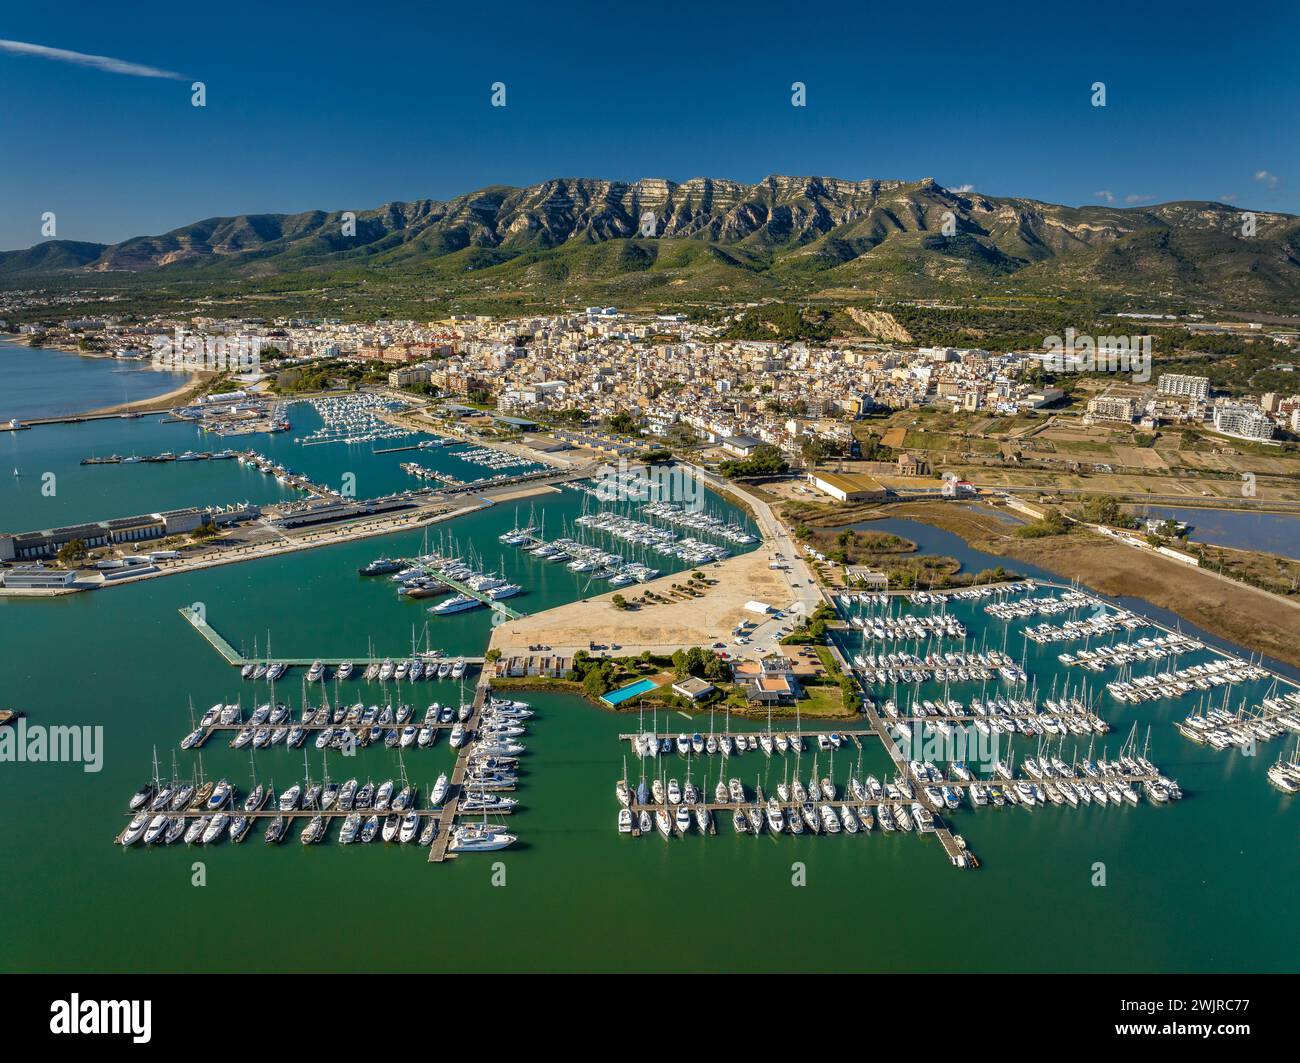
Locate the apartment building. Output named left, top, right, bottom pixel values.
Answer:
left=1213, top=404, right=1275, bottom=441
left=1157, top=373, right=1211, bottom=400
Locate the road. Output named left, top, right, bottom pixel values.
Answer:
left=688, top=465, right=826, bottom=659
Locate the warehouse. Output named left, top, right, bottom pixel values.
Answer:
left=806, top=471, right=888, bottom=503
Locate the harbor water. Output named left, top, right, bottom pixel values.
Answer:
left=1, top=352, right=1298, bottom=972
left=0, top=337, right=192, bottom=421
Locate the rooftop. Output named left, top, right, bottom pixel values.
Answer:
left=809, top=470, right=886, bottom=494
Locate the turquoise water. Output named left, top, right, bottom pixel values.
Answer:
left=3, top=525, right=1297, bottom=973
left=602, top=678, right=661, bottom=705
left=1, top=355, right=1298, bottom=973
left=0, top=401, right=551, bottom=532
left=0, top=339, right=192, bottom=421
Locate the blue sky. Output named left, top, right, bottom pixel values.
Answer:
left=1, top=0, right=1296, bottom=250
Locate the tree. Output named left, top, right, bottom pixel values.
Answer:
left=1077, top=495, right=1135, bottom=528
left=56, top=538, right=87, bottom=567
left=611, top=593, right=628, bottom=610
left=719, top=442, right=788, bottom=479
left=1017, top=507, right=1069, bottom=539
left=190, top=518, right=219, bottom=542
left=582, top=665, right=612, bottom=697
left=606, top=411, right=640, bottom=435
left=800, top=436, right=833, bottom=466
left=671, top=649, right=689, bottom=678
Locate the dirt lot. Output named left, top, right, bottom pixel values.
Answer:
left=489, top=547, right=795, bottom=658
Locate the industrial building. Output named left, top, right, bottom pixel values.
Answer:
left=0, top=565, right=78, bottom=589
left=807, top=470, right=888, bottom=503
left=0, top=508, right=211, bottom=562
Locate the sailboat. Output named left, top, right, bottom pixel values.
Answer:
left=616, top=756, right=631, bottom=807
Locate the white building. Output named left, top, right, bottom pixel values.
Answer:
left=1, top=565, right=77, bottom=589
left=1213, top=404, right=1275, bottom=441
left=1157, top=373, right=1210, bottom=400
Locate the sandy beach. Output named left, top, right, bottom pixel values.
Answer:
left=86, top=373, right=207, bottom=416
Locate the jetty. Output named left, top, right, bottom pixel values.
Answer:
left=429, top=671, right=493, bottom=863
left=179, top=606, right=483, bottom=671
left=389, top=558, right=527, bottom=620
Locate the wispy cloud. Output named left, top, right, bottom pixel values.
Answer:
left=953, top=183, right=975, bottom=193
left=0, top=38, right=185, bottom=80
left=1220, top=192, right=1238, bottom=203
left=1124, top=193, right=1155, bottom=204
left=1094, top=190, right=1115, bottom=203
left=1253, top=169, right=1280, bottom=189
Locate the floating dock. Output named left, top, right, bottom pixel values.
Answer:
left=617, top=729, right=871, bottom=751
left=429, top=672, right=493, bottom=864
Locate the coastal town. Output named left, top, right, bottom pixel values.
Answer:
left=5, top=306, right=1300, bottom=636
left=4, top=0, right=1300, bottom=1002
left=9, top=306, right=1299, bottom=451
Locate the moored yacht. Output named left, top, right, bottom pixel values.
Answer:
left=448, top=823, right=516, bottom=852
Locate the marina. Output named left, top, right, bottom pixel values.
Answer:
left=9, top=14, right=1300, bottom=990
left=367, top=542, right=527, bottom=618
left=4, top=366, right=1299, bottom=972
left=292, top=394, right=412, bottom=448
left=125, top=680, right=531, bottom=860
left=81, top=446, right=339, bottom=500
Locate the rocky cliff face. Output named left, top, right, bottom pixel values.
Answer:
left=3, top=175, right=1296, bottom=308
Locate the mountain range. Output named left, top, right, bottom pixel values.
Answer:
left=3, top=176, right=1298, bottom=310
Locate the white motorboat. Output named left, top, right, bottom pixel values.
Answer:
left=121, top=814, right=149, bottom=846
left=448, top=823, right=515, bottom=852
left=399, top=813, right=421, bottom=843
left=431, top=774, right=450, bottom=806
left=201, top=814, right=229, bottom=844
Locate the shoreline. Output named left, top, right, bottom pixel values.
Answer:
left=84, top=373, right=207, bottom=417
left=486, top=676, right=863, bottom=721
left=2, top=337, right=207, bottom=419
left=0, top=477, right=568, bottom=598
left=0, top=500, right=490, bottom=598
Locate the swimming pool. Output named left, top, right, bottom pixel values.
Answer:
left=601, top=678, right=659, bottom=706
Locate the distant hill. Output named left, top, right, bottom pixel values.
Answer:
left=0, top=239, right=106, bottom=275
left=3, top=176, right=1297, bottom=310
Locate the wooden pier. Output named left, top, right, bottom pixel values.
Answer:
left=429, top=672, right=495, bottom=863
left=178, top=606, right=483, bottom=670
left=617, top=728, right=874, bottom=751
